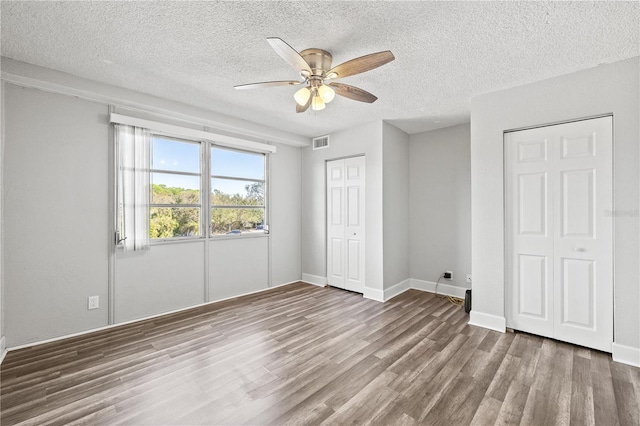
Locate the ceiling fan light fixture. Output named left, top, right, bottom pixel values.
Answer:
left=294, top=87, right=311, bottom=106
left=236, top=38, right=395, bottom=113
left=318, top=84, right=335, bottom=103
left=311, top=95, right=326, bottom=111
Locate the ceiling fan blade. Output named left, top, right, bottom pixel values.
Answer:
left=329, top=82, right=378, bottom=103
left=267, top=37, right=312, bottom=75
left=327, top=51, right=394, bottom=79
left=234, top=80, right=301, bottom=90
left=296, top=95, right=312, bottom=113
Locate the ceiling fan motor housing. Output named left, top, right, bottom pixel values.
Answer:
left=300, top=48, right=333, bottom=77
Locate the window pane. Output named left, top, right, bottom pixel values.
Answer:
left=150, top=207, right=200, bottom=238
left=211, top=208, right=264, bottom=235
left=152, top=137, right=200, bottom=173
left=211, top=178, right=264, bottom=206
left=211, top=147, right=264, bottom=180
left=152, top=173, right=200, bottom=204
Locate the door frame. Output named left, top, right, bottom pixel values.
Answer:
left=503, top=113, right=615, bottom=346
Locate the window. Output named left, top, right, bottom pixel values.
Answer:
left=150, top=137, right=202, bottom=239
left=146, top=136, right=267, bottom=240
left=210, top=146, right=266, bottom=236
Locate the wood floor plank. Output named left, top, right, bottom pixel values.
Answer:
left=570, top=352, right=595, bottom=426
left=1, top=283, right=638, bottom=426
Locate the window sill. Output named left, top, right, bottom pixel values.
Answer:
left=147, top=232, right=269, bottom=246
left=209, top=232, right=269, bottom=241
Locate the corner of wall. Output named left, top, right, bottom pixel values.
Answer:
left=468, top=310, right=506, bottom=333
left=363, top=286, right=384, bottom=302
left=0, top=79, right=5, bottom=361
left=301, top=273, right=326, bottom=287
left=0, top=337, right=6, bottom=365
left=612, top=343, right=640, bottom=367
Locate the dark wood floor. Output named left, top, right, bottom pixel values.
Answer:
left=1, top=283, right=639, bottom=425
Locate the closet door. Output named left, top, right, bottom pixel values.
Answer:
left=327, top=159, right=346, bottom=289
left=505, top=116, right=613, bottom=352
left=327, top=157, right=365, bottom=293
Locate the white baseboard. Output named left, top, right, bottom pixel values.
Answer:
left=612, top=343, right=640, bottom=367
left=0, top=336, right=6, bottom=365
left=6, top=281, right=300, bottom=352
left=410, top=279, right=468, bottom=299
left=468, top=310, right=506, bottom=333
left=363, top=287, right=384, bottom=302
left=384, top=279, right=411, bottom=301
left=301, top=273, right=327, bottom=287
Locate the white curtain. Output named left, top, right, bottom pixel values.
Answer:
left=116, top=124, right=151, bottom=251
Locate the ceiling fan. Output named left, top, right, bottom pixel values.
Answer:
left=234, top=37, right=395, bottom=113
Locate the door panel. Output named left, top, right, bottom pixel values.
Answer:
left=518, top=254, right=548, bottom=319
left=330, top=238, right=343, bottom=282
left=561, top=169, right=594, bottom=238
left=560, top=258, right=594, bottom=328
left=506, top=116, right=613, bottom=352
left=519, top=172, right=547, bottom=235
left=331, top=187, right=343, bottom=225
left=347, top=239, right=360, bottom=281
left=562, top=133, right=595, bottom=159
left=347, top=186, right=360, bottom=226
left=518, top=139, right=548, bottom=163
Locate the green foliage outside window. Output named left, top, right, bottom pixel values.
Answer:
left=150, top=182, right=265, bottom=238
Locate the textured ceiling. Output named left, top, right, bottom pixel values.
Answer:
left=1, top=1, right=638, bottom=139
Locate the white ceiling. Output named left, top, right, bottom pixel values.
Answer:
left=1, top=1, right=638, bottom=139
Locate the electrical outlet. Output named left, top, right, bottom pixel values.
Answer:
left=88, top=296, right=99, bottom=310
left=466, top=274, right=472, bottom=283
left=444, top=271, right=453, bottom=280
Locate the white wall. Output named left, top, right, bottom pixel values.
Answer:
left=470, top=57, right=640, bottom=349
left=301, top=121, right=384, bottom=292
left=409, top=123, right=471, bottom=289
left=382, top=122, right=410, bottom=289
left=2, top=70, right=303, bottom=346
left=270, top=143, right=302, bottom=287
left=209, top=237, right=269, bottom=300
left=115, top=242, right=206, bottom=323
left=3, top=84, right=110, bottom=347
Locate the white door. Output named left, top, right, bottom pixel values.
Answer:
left=505, top=116, right=613, bottom=352
left=327, top=157, right=365, bottom=293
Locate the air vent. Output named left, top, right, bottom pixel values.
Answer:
left=312, top=135, right=329, bottom=150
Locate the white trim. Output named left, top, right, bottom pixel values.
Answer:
left=363, top=287, right=384, bottom=302
left=409, top=279, right=468, bottom=299
left=1, top=58, right=309, bottom=148
left=468, top=311, right=507, bottom=333
left=612, top=343, right=640, bottom=367
left=384, top=279, right=411, bottom=301
left=301, top=273, right=327, bottom=287
left=0, top=337, right=7, bottom=365
left=5, top=281, right=306, bottom=352
left=273, top=280, right=303, bottom=288
left=110, top=113, right=276, bottom=154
